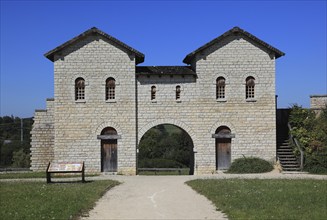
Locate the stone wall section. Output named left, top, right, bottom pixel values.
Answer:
left=30, top=99, right=55, bottom=171
left=310, top=95, right=327, bottom=116
left=53, top=35, right=136, bottom=174
left=310, top=95, right=327, bottom=109
left=31, top=31, right=279, bottom=175
left=137, top=35, right=277, bottom=174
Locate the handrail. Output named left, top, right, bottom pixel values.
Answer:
left=287, top=123, right=304, bottom=171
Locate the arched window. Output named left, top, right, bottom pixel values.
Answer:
left=216, top=77, right=226, bottom=99
left=246, top=76, right=255, bottom=99
left=176, top=85, right=181, bottom=100
left=151, top=86, right=156, bottom=100
left=106, top=78, right=116, bottom=100
left=75, top=77, right=85, bottom=100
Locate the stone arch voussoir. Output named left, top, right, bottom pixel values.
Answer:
left=209, top=120, right=236, bottom=135
left=94, top=121, right=123, bottom=138
left=138, top=119, right=197, bottom=144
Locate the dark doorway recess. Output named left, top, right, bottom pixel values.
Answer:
left=215, top=126, right=232, bottom=170
left=101, top=127, right=118, bottom=172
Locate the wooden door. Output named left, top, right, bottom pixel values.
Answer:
left=101, top=141, right=117, bottom=172
left=216, top=138, right=231, bottom=170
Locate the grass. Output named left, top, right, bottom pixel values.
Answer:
left=0, top=180, right=119, bottom=220
left=186, top=179, right=327, bottom=220
left=0, top=172, right=99, bottom=179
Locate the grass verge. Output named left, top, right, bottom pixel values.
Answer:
left=186, top=179, right=327, bottom=220
left=0, top=172, right=99, bottom=179
left=0, top=180, right=119, bottom=220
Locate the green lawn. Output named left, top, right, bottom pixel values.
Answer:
left=0, top=180, right=119, bottom=220
left=186, top=179, right=327, bottom=220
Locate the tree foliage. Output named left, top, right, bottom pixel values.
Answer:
left=0, top=116, right=32, bottom=167
left=289, top=105, right=327, bottom=173
left=138, top=124, right=193, bottom=168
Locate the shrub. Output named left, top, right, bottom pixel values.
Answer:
left=289, top=104, right=327, bottom=174
left=12, top=149, right=30, bottom=168
left=304, top=153, right=327, bottom=174
left=227, top=157, right=273, bottom=173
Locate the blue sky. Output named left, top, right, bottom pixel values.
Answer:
left=1, top=0, right=326, bottom=118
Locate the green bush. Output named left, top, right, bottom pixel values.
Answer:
left=138, top=158, right=186, bottom=168
left=304, top=153, right=327, bottom=174
left=289, top=105, right=327, bottom=174
left=12, top=149, right=30, bottom=168
left=227, top=157, right=273, bottom=173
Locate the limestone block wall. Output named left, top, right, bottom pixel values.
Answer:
left=310, top=95, right=327, bottom=109
left=137, top=35, right=277, bottom=174
left=30, top=99, right=55, bottom=171
left=53, top=35, right=136, bottom=174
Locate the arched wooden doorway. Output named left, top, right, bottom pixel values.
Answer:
left=99, top=127, right=118, bottom=172
left=215, top=126, right=232, bottom=170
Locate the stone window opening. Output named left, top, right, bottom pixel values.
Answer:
left=176, top=85, right=181, bottom=100
left=216, top=77, right=226, bottom=99
left=246, top=76, right=255, bottom=99
left=75, top=77, right=85, bottom=101
left=151, top=86, right=156, bottom=100
left=106, top=77, right=116, bottom=100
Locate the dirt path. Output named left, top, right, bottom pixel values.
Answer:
left=81, top=175, right=227, bottom=219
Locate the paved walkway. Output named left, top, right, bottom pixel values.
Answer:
left=82, top=175, right=227, bottom=220
left=80, top=172, right=326, bottom=220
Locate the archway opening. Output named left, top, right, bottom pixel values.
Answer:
left=138, top=124, right=194, bottom=175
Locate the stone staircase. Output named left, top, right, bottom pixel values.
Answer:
left=277, top=140, right=301, bottom=172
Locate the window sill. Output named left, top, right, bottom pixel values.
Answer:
left=246, top=99, right=257, bottom=102
left=75, top=100, right=86, bottom=103
left=176, top=99, right=182, bottom=103
left=151, top=100, right=157, bottom=103
left=216, top=99, right=227, bottom=102
left=106, top=99, right=117, bottom=103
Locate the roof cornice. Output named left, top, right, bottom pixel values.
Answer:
left=44, top=27, right=145, bottom=64
left=183, top=26, right=285, bottom=64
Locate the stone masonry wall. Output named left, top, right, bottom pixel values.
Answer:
left=30, top=99, right=55, bottom=171
left=310, top=95, right=327, bottom=116
left=53, top=35, right=136, bottom=174
left=310, top=95, right=327, bottom=109
left=137, top=35, right=276, bottom=174
left=34, top=30, right=279, bottom=175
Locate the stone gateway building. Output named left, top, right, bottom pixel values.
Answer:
left=31, top=27, right=285, bottom=175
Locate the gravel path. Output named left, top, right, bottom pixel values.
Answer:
left=81, top=175, right=227, bottom=220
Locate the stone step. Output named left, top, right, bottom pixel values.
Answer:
left=277, top=149, right=293, bottom=152
left=279, top=160, right=298, bottom=164
left=277, top=152, right=295, bottom=156
left=283, top=168, right=301, bottom=173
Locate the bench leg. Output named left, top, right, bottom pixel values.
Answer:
left=82, top=171, right=85, bottom=183
left=46, top=172, right=51, bottom=183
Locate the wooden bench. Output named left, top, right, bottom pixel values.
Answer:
left=46, top=162, right=85, bottom=183
left=137, top=168, right=188, bottom=175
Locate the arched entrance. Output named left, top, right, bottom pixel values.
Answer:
left=138, top=124, right=195, bottom=175
left=99, top=127, right=118, bottom=172
left=215, top=126, right=232, bottom=170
